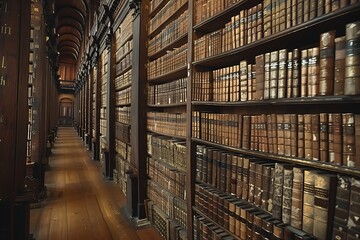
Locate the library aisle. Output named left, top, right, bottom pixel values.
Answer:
left=29, top=127, right=160, bottom=240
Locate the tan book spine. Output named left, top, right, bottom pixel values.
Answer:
left=240, top=60, right=248, bottom=101
left=264, top=53, right=271, bottom=100
left=297, top=0, right=304, bottom=24
left=264, top=0, right=273, bottom=38
left=287, top=51, right=293, bottom=98
left=256, top=54, right=265, bottom=100
left=302, top=170, right=315, bottom=235
left=328, top=113, right=343, bottom=165
left=319, top=113, right=329, bottom=162
left=301, top=49, right=309, bottom=97
left=278, top=49, right=288, bottom=98
left=319, top=31, right=336, bottom=96
left=277, top=114, right=285, bottom=155
left=284, top=114, right=292, bottom=156
left=291, top=167, right=305, bottom=229
left=298, top=114, right=305, bottom=158
left=270, top=51, right=279, bottom=99
left=342, top=113, right=356, bottom=167
left=304, top=114, right=313, bottom=160
left=312, top=114, right=320, bottom=161
left=292, top=49, right=301, bottom=97
left=334, top=36, right=346, bottom=95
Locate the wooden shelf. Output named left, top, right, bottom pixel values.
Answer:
left=148, top=130, right=186, bottom=141
left=148, top=66, right=187, bottom=84
left=149, top=33, right=188, bottom=60
left=149, top=0, right=168, bottom=18
left=115, top=103, right=131, bottom=107
left=193, top=4, right=360, bottom=69
left=192, top=138, right=360, bottom=177
left=115, top=82, right=131, bottom=92
left=148, top=102, right=187, bottom=108
left=115, top=49, right=132, bottom=64
left=116, top=64, right=132, bottom=77
left=148, top=154, right=186, bottom=174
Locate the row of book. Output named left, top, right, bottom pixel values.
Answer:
left=193, top=23, right=360, bottom=101
left=115, top=86, right=131, bottom=106
left=148, top=112, right=186, bottom=137
left=194, top=0, right=242, bottom=25
left=148, top=77, right=187, bottom=105
left=195, top=157, right=360, bottom=240
left=148, top=158, right=186, bottom=200
left=115, top=51, right=132, bottom=76
left=115, top=11, right=133, bottom=47
left=194, top=3, right=359, bottom=62
left=100, top=49, right=108, bottom=140
left=115, top=39, right=132, bottom=63
left=115, top=69, right=131, bottom=90
left=148, top=0, right=188, bottom=34
left=115, top=106, right=131, bottom=125
left=148, top=10, right=188, bottom=56
left=147, top=179, right=188, bottom=229
left=115, top=138, right=131, bottom=162
left=115, top=122, right=130, bottom=144
left=148, top=133, right=186, bottom=171
left=147, top=44, right=187, bottom=80
left=193, top=112, right=360, bottom=168
left=99, top=118, right=107, bottom=137
left=113, top=154, right=130, bottom=195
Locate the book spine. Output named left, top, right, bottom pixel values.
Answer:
left=292, top=49, right=301, bottom=97
left=282, top=166, right=293, bottom=224
left=270, top=51, right=279, bottom=99
left=287, top=51, right=293, bottom=98
left=302, top=170, right=316, bottom=235
left=277, top=114, right=285, bottom=155
left=301, top=49, right=309, bottom=97
left=256, top=54, right=265, bottom=100
left=284, top=114, right=292, bottom=156
left=291, top=167, right=305, bottom=229
left=273, top=163, right=284, bottom=220
left=304, top=114, right=313, bottom=160
left=312, top=114, right=320, bottom=161
left=319, top=113, right=329, bottom=162
left=342, top=113, right=356, bottom=167
left=319, top=31, right=336, bottom=96
left=264, top=0, right=272, bottom=38
left=344, top=21, right=360, bottom=95
left=240, top=60, right=248, bottom=101
left=334, top=36, right=346, bottom=95
left=290, top=114, right=298, bottom=157
left=328, top=113, right=343, bottom=165
left=278, top=49, right=288, bottom=98
left=264, top=53, right=271, bottom=100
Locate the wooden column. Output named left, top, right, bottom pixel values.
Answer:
left=0, top=0, right=31, bottom=239
left=88, top=63, right=93, bottom=150
left=93, top=53, right=101, bottom=160
left=130, top=0, right=149, bottom=219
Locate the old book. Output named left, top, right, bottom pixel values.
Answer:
left=291, top=0, right=297, bottom=27
left=319, top=113, right=329, bottom=162
left=270, top=51, right=279, bottom=99
left=308, top=47, right=320, bottom=97
left=242, top=116, right=251, bottom=149
left=272, top=114, right=278, bottom=154
left=318, top=0, right=325, bottom=16
left=277, top=114, right=285, bottom=155
left=290, top=114, right=298, bottom=157
left=242, top=157, right=251, bottom=201
left=230, top=155, right=238, bottom=196
left=297, top=0, right=304, bottom=24
left=282, top=165, right=293, bottom=224
left=273, top=163, right=285, bottom=220
left=240, top=60, right=248, bottom=101
left=262, top=164, right=275, bottom=211
left=319, top=31, right=336, bottom=96
left=272, top=0, right=278, bottom=34
left=304, top=114, right=313, bottom=160
left=302, top=169, right=316, bottom=235
left=278, top=0, right=287, bottom=31
left=278, top=49, right=288, bottom=98
left=248, top=64, right=256, bottom=101
left=239, top=10, right=247, bottom=47
left=328, top=113, right=343, bottom=165
left=298, top=114, right=305, bottom=158
left=247, top=7, right=254, bottom=44
left=356, top=115, right=360, bottom=169
left=344, top=21, right=360, bottom=95
left=311, top=114, right=320, bottom=161
left=342, top=113, right=356, bottom=167
left=334, top=36, right=346, bottom=95
left=286, top=0, right=292, bottom=29
left=291, top=167, right=305, bottom=229
left=256, top=54, right=265, bottom=100
left=348, top=178, right=360, bottom=236
left=309, top=0, right=317, bottom=19
left=303, top=0, right=310, bottom=22
left=301, top=49, right=309, bottom=97
left=292, top=49, right=301, bottom=97
left=283, top=114, right=292, bottom=156
left=264, top=52, right=271, bottom=100
left=287, top=51, right=294, bottom=98
left=256, top=3, right=263, bottom=41
left=313, top=173, right=337, bottom=240
left=332, top=175, right=351, bottom=240
left=264, top=0, right=273, bottom=37
left=249, top=160, right=264, bottom=204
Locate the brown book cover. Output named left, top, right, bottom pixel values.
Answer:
left=301, top=49, right=309, bottom=97
left=249, top=160, right=262, bottom=204
left=273, top=163, right=285, bottom=220
left=297, top=0, right=304, bottom=24
left=226, top=154, right=232, bottom=193
left=333, top=175, right=351, bottom=240
left=232, top=15, right=240, bottom=50
left=290, top=114, right=298, bottom=157
left=240, top=60, right=248, bottom=101
left=328, top=113, right=343, bottom=165
left=319, top=113, right=329, bottom=162
left=356, top=115, right=360, bottom=168
left=230, top=155, right=238, bottom=196
left=284, top=114, right=292, bottom=156
left=304, top=114, right=313, bottom=160
left=264, top=0, right=273, bottom=37
left=318, top=0, right=325, bottom=16
left=242, top=116, right=251, bottom=149
left=264, top=53, right=271, bottom=100
left=277, top=114, right=285, bottom=155
left=247, top=7, right=254, bottom=44
left=267, top=114, right=274, bottom=153
left=292, top=49, right=301, bottom=97
left=302, top=169, right=316, bottom=235
left=256, top=3, right=263, bottom=41
left=287, top=51, right=294, bottom=98
left=291, top=0, right=297, bottom=27
left=242, top=157, right=250, bottom=201
left=345, top=22, right=360, bottom=95
left=342, top=113, right=356, bottom=167
left=298, top=114, right=305, bottom=158
left=309, top=0, right=317, bottom=19
left=334, top=36, right=346, bottom=95
left=278, top=49, right=288, bottom=98
left=303, top=0, right=310, bottom=22
left=236, top=156, right=244, bottom=199
left=311, top=114, right=320, bottom=161
left=291, top=167, right=305, bottom=229
left=261, top=164, right=275, bottom=211
left=282, top=165, right=294, bottom=224
left=270, top=51, right=279, bottom=99
left=286, top=0, right=292, bottom=29
left=278, top=0, right=287, bottom=31
left=313, top=173, right=337, bottom=240
left=308, top=47, right=320, bottom=97
left=272, top=0, right=278, bottom=34
left=239, top=10, right=247, bottom=47
left=256, top=54, right=265, bottom=100
left=319, top=31, right=336, bottom=96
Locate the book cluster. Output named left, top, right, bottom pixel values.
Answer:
left=148, top=112, right=186, bottom=137
left=194, top=1, right=359, bottom=61
left=115, top=122, right=130, bottom=144
left=115, top=106, right=131, bottom=125
left=115, top=50, right=132, bottom=76
left=148, top=0, right=187, bottom=34
left=100, top=49, right=108, bottom=147
left=195, top=146, right=360, bottom=239
left=148, top=134, right=186, bottom=171
left=115, top=11, right=133, bottom=47
left=115, top=69, right=131, bottom=90
left=194, top=0, right=242, bottom=24
left=193, top=112, right=360, bottom=168
left=113, top=152, right=130, bottom=195
left=115, top=87, right=131, bottom=106
left=147, top=44, right=187, bottom=80
left=193, top=23, right=360, bottom=102
left=148, top=10, right=188, bottom=56
left=148, top=77, right=187, bottom=105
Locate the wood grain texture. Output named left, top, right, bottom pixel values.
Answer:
left=30, top=127, right=162, bottom=240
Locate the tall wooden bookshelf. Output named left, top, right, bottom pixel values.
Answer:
left=100, top=47, right=109, bottom=173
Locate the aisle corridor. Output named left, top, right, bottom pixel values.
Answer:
left=29, top=127, right=157, bottom=240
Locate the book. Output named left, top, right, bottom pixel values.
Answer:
left=319, top=31, right=336, bottom=96
left=344, top=21, right=360, bottom=95
left=328, top=113, right=343, bottom=165
left=307, top=47, right=320, bottom=97
left=291, top=167, right=305, bottom=229
left=319, top=113, right=329, bottom=162
left=255, top=54, right=265, bottom=100
left=292, top=49, right=301, bottom=97
left=342, top=113, right=356, bottom=167
left=282, top=165, right=293, bottom=224
left=334, top=36, right=346, bottom=95
left=278, top=49, right=288, bottom=98
left=270, top=50, right=279, bottom=99
left=302, top=169, right=316, bottom=234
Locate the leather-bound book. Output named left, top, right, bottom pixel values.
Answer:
left=318, top=0, right=325, bottom=16
left=298, top=114, right=305, bottom=158
left=239, top=10, right=247, bottom=47
left=302, top=169, right=316, bottom=235
left=287, top=51, right=294, bottom=98
left=262, top=217, right=276, bottom=240
left=272, top=0, right=279, bottom=34
left=304, top=114, right=313, bottom=160
left=292, top=49, right=301, bottom=97
left=262, top=164, right=275, bottom=211
left=290, top=114, right=298, bottom=157
left=334, top=36, right=346, bottom=95
left=303, top=0, right=310, bottom=22
left=249, top=160, right=263, bottom=204
left=345, top=21, right=360, bottom=95
left=264, top=0, right=272, bottom=38
left=242, top=157, right=251, bottom=201
left=272, top=114, right=278, bottom=154
left=236, top=155, right=244, bottom=199
left=291, top=0, right=297, bottom=27
left=264, top=52, right=271, bottom=99
left=283, top=114, right=292, bottom=156
left=319, top=31, right=336, bottom=96
left=240, top=60, right=248, bottom=101
left=356, top=115, right=360, bottom=168
left=242, top=115, right=251, bottom=149
left=319, top=113, right=329, bottom=162
left=291, top=167, right=305, bottom=229
left=256, top=54, right=265, bottom=100
left=342, top=113, right=355, bottom=167
left=348, top=178, right=360, bottom=239
left=273, top=222, right=288, bottom=240
left=270, top=50, right=279, bottom=99
left=278, top=49, right=288, bottom=98
left=309, top=0, right=317, bottom=19
left=297, top=0, right=304, bottom=24
left=311, top=114, right=320, bottom=161
left=277, top=114, right=285, bottom=155
left=286, top=0, right=292, bottom=29
left=273, top=163, right=285, bottom=220
left=230, top=155, right=238, bottom=195
left=332, top=175, right=351, bottom=240
left=278, top=0, right=287, bottom=32
left=313, top=173, right=337, bottom=239
left=328, top=113, right=343, bottom=165
left=282, top=165, right=294, bottom=224
left=308, top=47, right=320, bottom=97
left=301, top=49, right=309, bottom=97
left=332, top=0, right=340, bottom=11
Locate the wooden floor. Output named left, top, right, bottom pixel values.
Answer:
left=30, top=127, right=162, bottom=240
